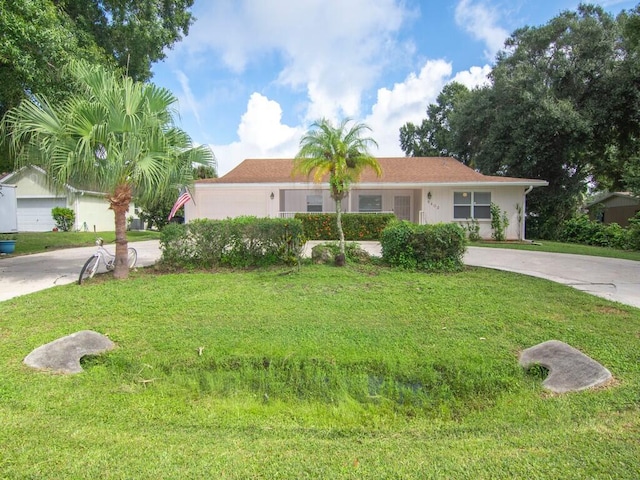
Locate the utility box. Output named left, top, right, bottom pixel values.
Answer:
left=0, top=184, right=18, bottom=233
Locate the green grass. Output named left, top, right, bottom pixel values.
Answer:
left=0, top=264, right=639, bottom=478
left=473, top=239, right=640, bottom=261
left=7, top=230, right=161, bottom=256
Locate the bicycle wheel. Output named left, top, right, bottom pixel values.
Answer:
left=79, top=255, right=99, bottom=285
left=127, top=247, right=137, bottom=268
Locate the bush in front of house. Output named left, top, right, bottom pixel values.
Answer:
left=627, top=212, right=640, bottom=250
left=294, top=213, right=396, bottom=240
left=558, top=214, right=638, bottom=250
left=51, top=207, right=75, bottom=232
left=160, top=217, right=305, bottom=268
left=380, top=221, right=467, bottom=271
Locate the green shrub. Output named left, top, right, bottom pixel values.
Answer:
left=51, top=207, right=75, bottom=232
left=295, top=213, right=395, bottom=240
left=490, top=203, right=509, bottom=241
left=160, top=217, right=305, bottom=268
left=558, top=214, right=636, bottom=250
left=558, top=215, right=601, bottom=245
left=463, top=218, right=481, bottom=242
left=625, top=211, right=640, bottom=250
left=380, top=221, right=466, bottom=271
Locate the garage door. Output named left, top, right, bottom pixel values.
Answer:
left=17, top=197, right=67, bottom=232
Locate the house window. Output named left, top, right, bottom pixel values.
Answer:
left=306, top=194, right=323, bottom=212
left=359, top=195, right=382, bottom=213
left=454, top=191, right=491, bottom=219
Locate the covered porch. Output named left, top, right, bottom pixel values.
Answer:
left=275, top=187, right=423, bottom=222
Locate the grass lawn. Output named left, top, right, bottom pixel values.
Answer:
left=472, top=239, right=640, bottom=262
left=8, top=230, right=161, bottom=256
left=0, top=264, right=638, bottom=478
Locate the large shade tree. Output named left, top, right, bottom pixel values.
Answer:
left=399, top=82, right=471, bottom=161
left=293, top=118, right=381, bottom=263
left=0, top=0, right=196, bottom=172
left=3, top=60, right=213, bottom=279
left=400, top=4, right=640, bottom=238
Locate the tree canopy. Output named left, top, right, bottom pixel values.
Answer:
left=399, top=82, right=470, bottom=160
left=57, top=0, right=194, bottom=82
left=401, top=3, right=640, bottom=238
left=294, top=118, right=381, bottom=262
left=3, top=60, right=212, bottom=279
left=0, top=0, right=195, bottom=171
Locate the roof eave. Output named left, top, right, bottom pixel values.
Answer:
left=196, top=180, right=549, bottom=188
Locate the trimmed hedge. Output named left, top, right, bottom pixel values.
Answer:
left=160, top=217, right=305, bottom=268
left=558, top=214, right=640, bottom=250
left=294, top=213, right=396, bottom=240
left=380, top=221, right=467, bottom=271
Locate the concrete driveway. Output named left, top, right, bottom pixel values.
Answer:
left=0, top=240, right=162, bottom=302
left=1, top=241, right=639, bottom=309
left=304, top=241, right=639, bottom=308
left=464, top=246, right=640, bottom=309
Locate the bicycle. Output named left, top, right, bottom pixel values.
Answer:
left=78, top=238, right=137, bottom=285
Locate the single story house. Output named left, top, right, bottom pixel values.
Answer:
left=189, top=157, right=548, bottom=241
left=0, top=166, right=129, bottom=232
left=586, top=192, right=640, bottom=227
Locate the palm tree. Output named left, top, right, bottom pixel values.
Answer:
left=293, top=118, right=381, bottom=263
left=3, top=60, right=213, bottom=279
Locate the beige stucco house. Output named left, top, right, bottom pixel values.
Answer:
left=1, top=166, right=130, bottom=232
left=189, top=157, right=548, bottom=240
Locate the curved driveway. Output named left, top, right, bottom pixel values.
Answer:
left=0, top=240, right=162, bottom=302
left=1, top=241, right=639, bottom=309
left=464, top=247, right=640, bottom=309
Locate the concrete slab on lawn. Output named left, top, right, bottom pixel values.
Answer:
left=519, top=340, right=612, bottom=393
left=23, top=330, right=115, bottom=374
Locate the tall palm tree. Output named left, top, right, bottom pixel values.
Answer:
left=3, top=60, right=213, bottom=279
left=294, top=118, right=381, bottom=263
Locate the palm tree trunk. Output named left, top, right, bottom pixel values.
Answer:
left=336, top=198, right=346, bottom=265
left=110, top=184, right=132, bottom=279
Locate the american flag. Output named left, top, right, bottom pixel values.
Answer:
left=168, top=187, right=192, bottom=220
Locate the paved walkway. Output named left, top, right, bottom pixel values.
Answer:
left=1, top=241, right=639, bottom=308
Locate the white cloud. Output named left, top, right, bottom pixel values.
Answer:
left=365, top=60, right=454, bottom=157
left=364, top=61, right=491, bottom=158
left=174, top=70, right=201, bottom=125
left=180, top=0, right=409, bottom=121
left=455, top=0, right=509, bottom=61
left=174, top=1, right=497, bottom=175
left=212, top=93, right=301, bottom=175
left=212, top=60, right=493, bottom=175
left=451, top=65, right=492, bottom=89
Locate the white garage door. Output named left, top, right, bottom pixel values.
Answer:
left=17, top=197, right=67, bottom=232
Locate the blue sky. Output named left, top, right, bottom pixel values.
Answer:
left=151, top=0, right=638, bottom=175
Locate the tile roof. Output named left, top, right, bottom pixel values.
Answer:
left=198, top=157, right=547, bottom=185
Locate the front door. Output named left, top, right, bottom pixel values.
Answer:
left=394, top=196, right=411, bottom=221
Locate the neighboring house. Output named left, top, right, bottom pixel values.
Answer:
left=0, top=166, right=126, bottom=232
left=189, top=157, right=548, bottom=240
left=587, top=192, right=640, bottom=227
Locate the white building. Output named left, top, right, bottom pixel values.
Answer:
left=188, top=157, right=548, bottom=241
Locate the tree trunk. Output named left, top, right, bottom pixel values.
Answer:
left=336, top=198, right=346, bottom=266
left=109, top=184, right=132, bottom=279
